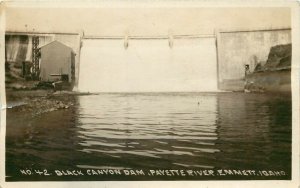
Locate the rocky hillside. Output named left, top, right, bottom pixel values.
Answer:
left=254, top=43, right=291, bottom=71
left=246, top=43, right=291, bottom=93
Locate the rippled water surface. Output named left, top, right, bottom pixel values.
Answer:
left=6, top=93, right=292, bottom=180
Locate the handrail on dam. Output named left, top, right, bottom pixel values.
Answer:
left=217, top=27, right=291, bottom=34
left=5, top=31, right=80, bottom=36
left=5, top=31, right=215, bottom=40
left=82, top=34, right=216, bottom=40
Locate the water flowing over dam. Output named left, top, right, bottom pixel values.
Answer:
left=5, top=35, right=53, bottom=62
left=78, top=38, right=218, bottom=92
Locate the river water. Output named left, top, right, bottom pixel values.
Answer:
left=5, top=92, right=292, bottom=181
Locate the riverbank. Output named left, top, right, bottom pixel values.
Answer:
left=5, top=89, right=93, bottom=117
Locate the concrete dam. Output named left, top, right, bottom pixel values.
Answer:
left=5, top=28, right=291, bottom=92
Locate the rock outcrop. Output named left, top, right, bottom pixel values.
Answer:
left=245, top=43, right=291, bottom=93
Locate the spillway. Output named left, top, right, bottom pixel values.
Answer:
left=78, top=37, right=218, bottom=92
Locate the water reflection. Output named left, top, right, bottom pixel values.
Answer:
left=77, top=93, right=219, bottom=169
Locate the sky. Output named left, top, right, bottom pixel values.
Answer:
left=5, top=7, right=291, bottom=36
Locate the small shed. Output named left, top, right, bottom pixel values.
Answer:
left=39, top=40, right=75, bottom=82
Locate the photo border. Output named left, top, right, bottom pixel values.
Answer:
left=0, top=1, right=299, bottom=188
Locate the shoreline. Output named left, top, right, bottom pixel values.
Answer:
left=5, top=89, right=90, bottom=117
left=5, top=89, right=291, bottom=117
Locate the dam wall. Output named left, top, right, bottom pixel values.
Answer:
left=5, top=28, right=292, bottom=92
